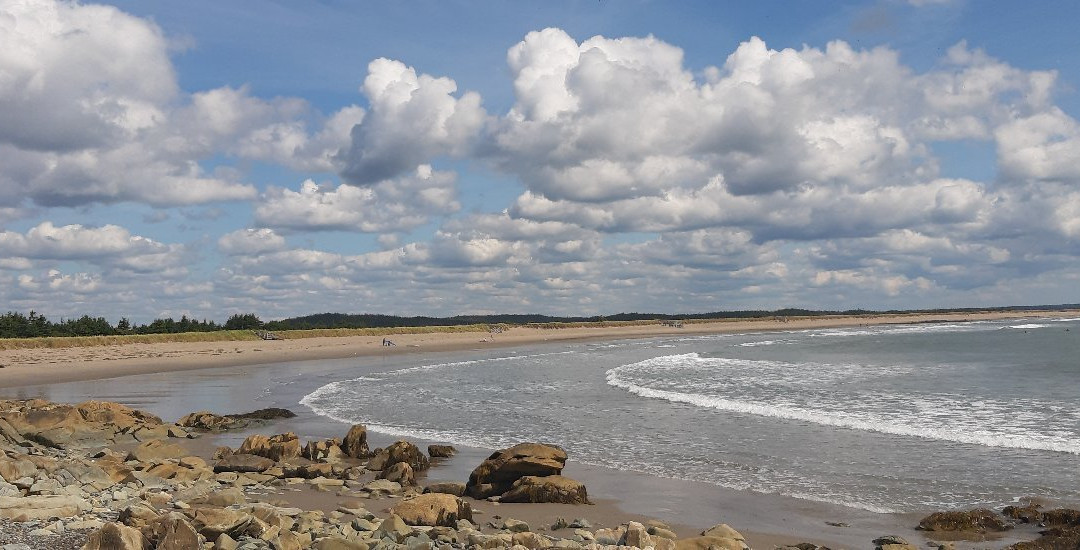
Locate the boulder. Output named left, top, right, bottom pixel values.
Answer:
left=82, top=522, right=145, bottom=550
left=621, top=522, right=655, bottom=548
left=373, top=513, right=414, bottom=542
left=196, top=488, right=247, bottom=507
left=190, top=507, right=257, bottom=539
left=0, top=458, right=36, bottom=483
left=342, top=425, right=370, bottom=458
left=238, top=432, right=301, bottom=461
left=283, top=461, right=335, bottom=479
left=303, top=438, right=344, bottom=462
left=177, top=408, right=295, bottom=432
left=701, top=524, right=746, bottom=542
left=1041, top=508, right=1080, bottom=526
left=127, top=439, right=189, bottom=462
left=499, top=475, right=589, bottom=504
left=214, top=453, right=275, bottom=473
left=313, top=538, right=369, bottom=550
left=424, top=482, right=466, bottom=497
left=380, top=461, right=416, bottom=485
left=0, top=494, right=90, bottom=520
left=675, top=535, right=748, bottom=550
left=465, top=443, right=567, bottom=499
left=145, top=512, right=204, bottom=550
left=917, top=509, right=1011, bottom=532
left=383, top=440, right=429, bottom=472
left=872, top=535, right=917, bottom=550
left=391, top=493, right=472, bottom=527
left=1003, top=503, right=1043, bottom=523
left=428, top=445, right=456, bottom=458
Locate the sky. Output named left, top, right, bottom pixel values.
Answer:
left=1, top=0, right=1079, bottom=322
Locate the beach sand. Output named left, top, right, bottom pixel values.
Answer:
left=1, top=310, right=1073, bottom=548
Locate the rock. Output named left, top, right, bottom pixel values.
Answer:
left=568, top=518, right=591, bottom=529
left=118, top=502, right=161, bottom=528
left=621, top=522, right=655, bottom=548
left=313, top=538, right=370, bottom=550
left=191, top=507, right=256, bottom=539
left=126, top=439, right=189, bottom=462
left=701, top=523, right=745, bottom=542
left=382, top=440, right=430, bottom=472
left=177, top=408, right=295, bottom=432
left=196, top=487, right=247, bottom=507
left=0, top=494, right=90, bottom=520
left=501, top=518, right=531, bottom=532
left=238, top=432, right=301, bottom=461
left=270, top=529, right=304, bottom=550
left=342, top=425, right=370, bottom=458
left=872, top=535, right=917, bottom=550
left=391, top=493, right=473, bottom=527
left=214, top=453, right=275, bottom=473
left=363, top=479, right=402, bottom=494
left=214, top=533, right=238, bottom=550
left=428, top=445, right=456, bottom=458
left=1041, top=508, right=1080, bottom=526
left=675, top=535, right=748, bottom=550
left=424, top=482, right=466, bottom=497
left=465, top=443, right=567, bottom=499
left=380, top=461, right=416, bottom=485
left=917, top=509, right=1011, bottom=532
left=283, top=462, right=335, bottom=479
left=650, top=526, right=679, bottom=540
left=551, top=517, right=568, bottom=530
left=499, top=475, right=589, bottom=504
left=373, top=513, right=414, bottom=542
left=145, top=513, right=204, bottom=550
left=512, top=531, right=552, bottom=549
left=303, top=438, right=344, bottom=462
left=82, top=522, right=145, bottom=550
left=0, top=458, right=36, bottom=483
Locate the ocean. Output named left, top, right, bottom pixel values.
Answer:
left=300, top=317, right=1080, bottom=514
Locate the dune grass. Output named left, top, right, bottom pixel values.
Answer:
left=0, top=330, right=261, bottom=351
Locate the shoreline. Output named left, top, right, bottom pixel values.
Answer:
left=2, top=309, right=1076, bottom=389
left=3, top=310, right=1077, bottom=548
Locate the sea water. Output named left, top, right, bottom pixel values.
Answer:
left=300, top=317, right=1080, bottom=513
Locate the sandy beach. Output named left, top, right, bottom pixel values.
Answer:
left=2, top=310, right=1076, bottom=390
left=3, top=310, right=1078, bottom=548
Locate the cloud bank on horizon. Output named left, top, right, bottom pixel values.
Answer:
left=0, top=0, right=1078, bottom=321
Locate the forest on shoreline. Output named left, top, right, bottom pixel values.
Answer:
left=1, top=304, right=1076, bottom=339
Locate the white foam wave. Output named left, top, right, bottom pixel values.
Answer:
left=1049, top=317, right=1080, bottom=322
left=606, top=356, right=1080, bottom=455
left=735, top=339, right=794, bottom=347
left=382, top=350, right=574, bottom=377
left=1007, top=324, right=1049, bottom=329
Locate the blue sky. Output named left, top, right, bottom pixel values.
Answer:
left=1, top=0, right=1079, bottom=322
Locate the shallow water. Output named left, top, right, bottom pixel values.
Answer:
left=299, top=317, right=1080, bottom=513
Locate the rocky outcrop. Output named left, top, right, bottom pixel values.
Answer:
left=465, top=442, right=589, bottom=503
left=500, top=475, right=590, bottom=504
left=918, top=508, right=1012, bottom=532
left=213, top=453, right=275, bottom=473
left=391, top=493, right=473, bottom=527
left=341, top=425, right=370, bottom=458
left=236, top=432, right=301, bottom=461
left=176, top=408, right=295, bottom=432
left=379, top=461, right=416, bottom=485
left=873, top=535, right=918, bottom=550
left=428, top=444, right=456, bottom=458
left=0, top=399, right=170, bottom=449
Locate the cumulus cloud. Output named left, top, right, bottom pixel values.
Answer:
left=255, top=165, right=460, bottom=232
left=0, top=0, right=367, bottom=210
left=0, top=221, right=186, bottom=272
left=339, top=58, right=486, bottom=184
left=217, top=228, right=288, bottom=256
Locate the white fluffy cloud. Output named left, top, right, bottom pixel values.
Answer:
left=0, top=221, right=186, bottom=272
left=255, top=165, right=460, bottom=232
left=339, top=58, right=486, bottom=184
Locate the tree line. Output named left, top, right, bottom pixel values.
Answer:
left=1, top=304, right=1076, bottom=339
left=0, top=311, right=263, bottom=338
